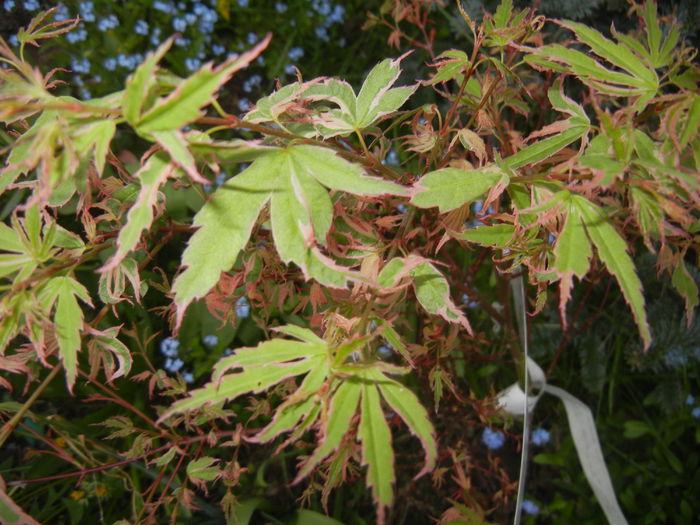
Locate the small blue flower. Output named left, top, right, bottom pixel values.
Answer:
left=174, top=37, right=190, bottom=47
left=246, top=32, right=257, bottom=45
left=223, top=348, right=233, bottom=356
left=4, top=1, right=15, bottom=11
left=103, top=57, right=117, bottom=71
left=185, top=57, right=201, bottom=71
left=97, top=14, right=119, bottom=32
left=461, top=293, right=478, bottom=308
left=203, top=334, right=218, bottom=346
left=664, top=347, right=688, bottom=368
left=134, top=19, right=149, bottom=35
left=183, top=371, right=195, bottom=383
left=153, top=1, right=176, bottom=14
left=692, top=407, right=700, bottom=419
left=164, top=357, right=184, bottom=372
left=54, top=3, right=70, bottom=20
left=237, top=0, right=249, bottom=6
left=66, top=25, right=88, bottom=43
left=482, top=428, right=505, bottom=450
left=8, top=34, right=18, bottom=47
left=70, top=57, right=91, bottom=74
left=160, top=337, right=180, bottom=357
left=377, top=344, right=393, bottom=358
left=531, top=428, right=551, bottom=446
left=211, top=43, right=225, bottom=55
left=288, top=46, right=304, bottom=61
left=22, top=0, right=38, bottom=11
left=284, top=63, right=297, bottom=75
left=238, top=97, right=250, bottom=112
left=396, top=204, right=407, bottom=214
left=185, top=12, right=197, bottom=24
left=547, top=232, right=556, bottom=245
left=275, top=2, right=287, bottom=13
left=79, top=87, right=91, bottom=100
left=383, top=149, right=399, bottom=166
left=172, top=16, right=187, bottom=32
left=78, top=1, right=95, bottom=22
left=686, top=394, right=696, bottom=406
left=521, top=500, right=539, bottom=515
left=315, top=26, right=329, bottom=41
left=149, top=27, right=162, bottom=46
left=235, top=296, right=250, bottom=318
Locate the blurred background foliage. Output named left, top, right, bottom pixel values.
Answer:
left=0, top=1, right=699, bottom=524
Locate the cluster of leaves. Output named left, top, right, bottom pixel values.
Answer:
left=0, top=1, right=698, bottom=523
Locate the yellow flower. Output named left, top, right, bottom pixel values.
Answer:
left=95, top=485, right=108, bottom=497
left=70, top=490, right=85, bottom=501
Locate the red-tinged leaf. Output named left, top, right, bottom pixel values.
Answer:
left=101, top=153, right=174, bottom=272
left=572, top=196, right=651, bottom=348
left=122, top=37, right=173, bottom=125
left=294, top=379, right=362, bottom=482
left=137, top=35, right=270, bottom=133
left=358, top=380, right=395, bottom=524
left=672, top=259, right=698, bottom=325
left=369, top=368, right=437, bottom=479
left=0, top=474, right=41, bottom=525
left=411, top=166, right=507, bottom=213
left=411, top=262, right=472, bottom=333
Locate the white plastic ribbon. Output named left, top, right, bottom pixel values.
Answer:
left=497, top=357, right=629, bottom=525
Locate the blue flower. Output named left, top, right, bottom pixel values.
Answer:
left=160, top=337, right=180, bottom=357
left=315, top=26, right=329, bottom=41
left=377, top=343, right=393, bottom=358
left=53, top=3, right=70, bottom=20
left=242, top=73, right=262, bottom=93
left=164, top=357, right=184, bottom=372
left=78, top=1, right=95, bottom=22
left=153, top=0, right=176, bottom=14
left=70, top=57, right=91, bottom=74
left=275, top=2, right=287, bottom=13
left=134, top=19, right=149, bottom=35
left=185, top=57, right=201, bottom=71
left=203, top=334, right=218, bottom=346
left=383, top=149, right=399, bottom=165
left=79, top=87, right=91, bottom=100
left=183, top=371, right=195, bottom=383
left=686, top=394, right=696, bottom=406
left=237, top=0, right=249, bottom=6
left=103, top=57, right=117, bottom=70
left=172, top=16, right=187, bottom=32
left=246, top=32, right=257, bottom=45
left=284, top=64, right=296, bottom=75
left=396, top=204, right=407, bottom=214
left=22, top=0, right=38, bottom=11
left=692, top=407, right=700, bottom=419
left=4, top=1, right=15, bottom=11
left=235, top=296, right=250, bottom=318
left=461, top=293, right=478, bottom=308
left=664, top=346, right=688, bottom=368
left=150, top=27, right=162, bottom=46
left=175, top=37, right=190, bottom=47
left=66, top=25, right=88, bottom=43
left=211, top=43, right=225, bottom=55
left=521, top=500, right=539, bottom=515
left=97, top=14, right=119, bottom=32
left=531, top=428, right=551, bottom=446
left=185, top=12, right=197, bottom=24
left=8, top=34, right=18, bottom=47
left=288, top=46, right=304, bottom=61
left=238, top=97, right=250, bottom=112
left=482, top=428, right=505, bottom=450
left=223, top=348, right=233, bottom=356
left=329, top=4, right=345, bottom=24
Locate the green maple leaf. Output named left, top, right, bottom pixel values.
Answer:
left=172, top=144, right=408, bottom=326
left=160, top=325, right=437, bottom=522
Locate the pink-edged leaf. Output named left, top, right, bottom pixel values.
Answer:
left=411, top=262, right=472, bottom=333
left=101, top=152, right=174, bottom=272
